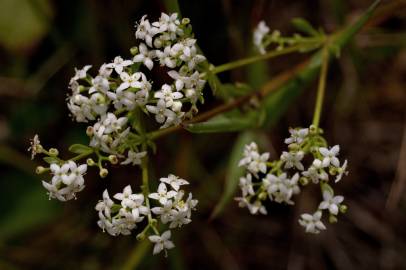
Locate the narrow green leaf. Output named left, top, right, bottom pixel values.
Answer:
left=185, top=110, right=259, bottom=134
left=207, top=71, right=223, bottom=96
left=68, top=143, right=92, bottom=154
left=261, top=0, right=380, bottom=127
left=43, top=156, right=60, bottom=164
left=333, top=0, right=381, bottom=48
left=218, top=83, right=253, bottom=99
left=210, top=131, right=257, bottom=219
left=291, top=18, right=320, bottom=36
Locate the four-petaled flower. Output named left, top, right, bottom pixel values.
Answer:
left=148, top=230, right=175, bottom=256
left=149, top=183, right=178, bottom=205
left=318, top=190, right=344, bottom=215
left=298, top=211, right=326, bottom=234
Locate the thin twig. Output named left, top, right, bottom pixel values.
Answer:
left=149, top=60, right=309, bottom=140
left=386, top=115, right=406, bottom=210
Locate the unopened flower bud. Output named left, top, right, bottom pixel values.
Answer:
left=86, top=126, right=94, bottom=136
left=49, top=148, right=59, bottom=156
left=87, top=158, right=95, bottom=166
left=329, top=214, right=338, bottom=223
left=99, top=168, right=109, bottom=178
left=339, top=204, right=348, bottom=213
left=181, top=18, right=190, bottom=24
left=108, top=155, right=118, bottom=164
left=309, top=125, right=318, bottom=134
left=153, top=39, right=163, bottom=48
left=329, top=167, right=337, bottom=175
left=288, top=143, right=299, bottom=151
left=130, top=46, right=138, bottom=55
left=258, top=191, right=267, bottom=200
left=36, top=166, right=46, bottom=174
left=299, top=177, right=309, bottom=186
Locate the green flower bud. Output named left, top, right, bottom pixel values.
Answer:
left=329, top=214, right=338, bottom=223
left=299, top=177, right=309, bottom=186
left=86, top=126, right=94, bottom=136
left=108, top=155, right=118, bottom=165
left=339, top=204, right=348, bottom=213
left=99, top=168, right=109, bottom=178
left=36, top=166, right=46, bottom=174
left=87, top=158, right=95, bottom=166
left=130, top=46, right=138, bottom=55
left=288, top=143, right=299, bottom=151
left=49, top=148, right=59, bottom=156
left=309, top=125, right=318, bottom=134
left=258, top=191, right=267, bottom=200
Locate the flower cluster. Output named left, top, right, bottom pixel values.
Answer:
left=96, top=185, right=148, bottom=236
left=42, top=161, right=87, bottom=201
left=235, top=126, right=348, bottom=233
left=66, top=12, right=206, bottom=164
left=95, top=174, right=197, bottom=256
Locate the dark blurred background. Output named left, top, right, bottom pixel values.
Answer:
left=0, top=0, right=405, bottom=269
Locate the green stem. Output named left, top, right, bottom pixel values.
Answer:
left=70, top=150, right=93, bottom=162
left=312, top=46, right=330, bottom=128
left=141, top=143, right=157, bottom=233
left=211, top=44, right=313, bottom=74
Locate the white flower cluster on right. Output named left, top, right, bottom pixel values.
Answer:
left=235, top=125, right=348, bottom=234
left=95, top=174, right=197, bottom=256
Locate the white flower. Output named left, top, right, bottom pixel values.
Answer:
left=95, top=190, right=114, bottom=218
left=253, top=21, right=270, bottom=54
left=298, top=211, right=326, bottom=234
left=68, top=93, right=108, bottom=123
left=335, top=159, right=348, bottom=182
left=133, top=43, right=155, bottom=70
left=169, top=210, right=191, bottom=229
left=302, top=164, right=328, bottom=184
left=239, top=173, right=255, bottom=197
left=149, top=183, right=177, bottom=205
left=281, top=151, right=304, bottom=170
left=154, top=13, right=181, bottom=36
left=248, top=200, right=267, bottom=215
left=161, top=106, right=184, bottom=128
left=168, top=70, right=206, bottom=92
left=89, top=75, right=110, bottom=94
left=262, top=173, right=298, bottom=204
left=116, top=72, right=146, bottom=92
left=247, top=151, right=269, bottom=174
left=319, top=145, right=340, bottom=167
left=238, top=142, right=270, bottom=174
left=148, top=230, right=175, bottom=256
left=70, top=65, right=92, bottom=84
left=146, top=99, right=176, bottom=125
left=155, top=46, right=176, bottom=68
left=43, top=161, right=87, bottom=201
left=108, top=56, right=133, bottom=74
left=154, top=84, right=183, bottom=108
left=235, top=197, right=267, bottom=215
left=318, top=190, right=344, bottom=215
left=284, top=128, right=309, bottom=145
left=99, top=63, right=113, bottom=78
left=160, top=174, right=189, bottom=191
left=121, top=150, right=147, bottom=166
left=135, top=15, right=159, bottom=47
left=151, top=200, right=176, bottom=224
left=28, top=134, right=41, bottom=159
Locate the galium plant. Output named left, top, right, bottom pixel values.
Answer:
left=29, top=1, right=380, bottom=256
